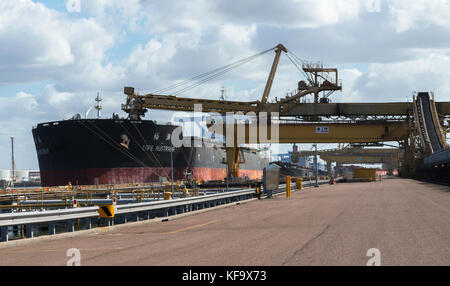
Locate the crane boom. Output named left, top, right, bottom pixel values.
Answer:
left=122, top=43, right=344, bottom=119
left=261, top=43, right=287, bottom=104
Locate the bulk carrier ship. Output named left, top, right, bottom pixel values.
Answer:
left=32, top=95, right=269, bottom=187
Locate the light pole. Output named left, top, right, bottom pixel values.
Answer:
left=170, top=146, right=174, bottom=194
left=313, top=144, right=319, bottom=187
left=11, top=137, right=15, bottom=188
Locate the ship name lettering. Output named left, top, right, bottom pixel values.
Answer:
left=143, top=145, right=174, bottom=152
left=143, top=145, right=154, bottom=151
left=155, top=145, right=174, bottom=152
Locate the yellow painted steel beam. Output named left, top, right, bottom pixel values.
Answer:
left=138, top=97, right=450, bottom=116
left=436, top=102, right=450, bottom=115
left=430, top=99, right=449, bottom=149
left=262, top=102, right=450, bottom=116
left=141, top=94, right=259, bottom=113
left=124, top=86, right=450, bottom=117
left=320, top=155, right=397, bottom=164
left=294, top=148, right=402, bottom=157
left=215, top=122, right=410, bottom=144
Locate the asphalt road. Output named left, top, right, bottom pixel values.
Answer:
left=0, top=177, right=449, bottom=266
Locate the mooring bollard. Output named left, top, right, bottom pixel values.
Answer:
left=286, top=176, right=291, bottom=198
left=296, top=178, right=303, bottom=190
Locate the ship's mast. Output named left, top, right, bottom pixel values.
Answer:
left=94, top=92, right=102, bottom=119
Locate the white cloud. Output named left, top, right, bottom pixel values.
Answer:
left=333, top=68, right=363, bottom=102
left=352, top=51, right=450, bottom=102
left=389, top=0, right=450, bottom=32
left=0, top=0, right=114, bottom=89
left=220, top=24, right=256, bottom=45
left=215, top=0, right=362, bottom=29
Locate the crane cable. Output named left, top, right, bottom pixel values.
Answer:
left=285, top=50, right=315, bottom=85
left=79, top=121, right=148, bottom=168
left=81, top=121, right=176, bottom=182
left=150, top=47, right=277, bottom=95
left=129, top=123, right=169, bottom=173
left=119, top=122, right=166, bottom=170
left=171, top=50, right=274, bottom=96
left=285, top=52, right=312, bottom=85
left=149, top=45, right=326, bottom=101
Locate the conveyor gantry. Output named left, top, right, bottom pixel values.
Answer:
left=413, top=92, right=448, bottom=154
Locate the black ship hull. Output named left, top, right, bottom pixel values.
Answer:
left=32, top=119, right=268, bottom=186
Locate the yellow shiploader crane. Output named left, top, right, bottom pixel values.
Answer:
left=121, top=43, right=450, bottom=180
left=122, top=44, right=342, bottom=117
left=122, top=44, right=344, bottom=179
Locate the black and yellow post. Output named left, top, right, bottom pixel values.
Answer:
left=296, top=178, right=303, bottom=190
left=286, top=176, right=291, bottom=198
left=98, top=205, right=115, bottom=218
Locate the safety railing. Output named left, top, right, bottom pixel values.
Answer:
left=0, top=189, right=255, bottom=242
left=0, top=178, right=343, bottom=242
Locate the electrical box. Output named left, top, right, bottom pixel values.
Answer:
left=263, top=164, right=280, bottom=198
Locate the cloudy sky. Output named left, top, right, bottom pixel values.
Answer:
left=1, top=0, right=450, bottom=170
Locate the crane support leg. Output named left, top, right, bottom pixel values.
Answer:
left=225, top=147, right=240, bottom=179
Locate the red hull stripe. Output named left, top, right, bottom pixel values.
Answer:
left=40, top=167, right=263, bottom=186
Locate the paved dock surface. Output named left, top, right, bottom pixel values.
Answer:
left=0, top=177, right=449, bottom=266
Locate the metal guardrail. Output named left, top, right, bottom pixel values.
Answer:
left=0, top=179, right=342, bottom=242
left=0, top=189, right=255, bottom=242
left=275, top=178, right=340, bottom=193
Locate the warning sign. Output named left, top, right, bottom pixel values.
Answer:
left=98, top=205, right=115, bottom=218
left=316, top=126, right=329, bottom=134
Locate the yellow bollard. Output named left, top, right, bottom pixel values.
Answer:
left=163, top=192, right=172, bottom=200
left=286, top=176, right=291, bottom=198
left=296, top=178, right=303, bottom=190
left=255, top=187, right=261, bottom=199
